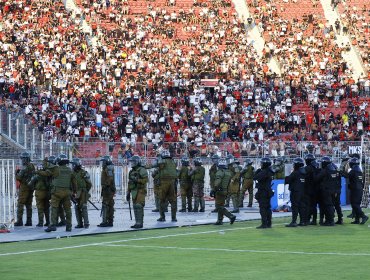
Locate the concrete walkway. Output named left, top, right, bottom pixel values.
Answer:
left=232, top=0, right=282, bottom=76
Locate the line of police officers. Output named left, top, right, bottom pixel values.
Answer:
left=14, top=150, right=368, bottom=232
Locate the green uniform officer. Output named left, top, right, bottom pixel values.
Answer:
left=15, top=152, right=35, bottom=226
left=98, top=155, right=116, bottom=227
left=239, top=159, right=254, bottom=208
left=29, top=158, right=51, bottom=227
left=72, top=158, right=92, bottom=229
left=127, top=155, right=148, bottom=229
left=273, top=157, right=285, bottom=179
left=210, top=158, right=236, bottom=225
left=147, top=156, right=161, bottom=212
left=229, top=159, right=241, bottom=213
left=157, top=150, right=178, bottom=222
left=209, top=154, right=219, bottom=213
left=224, top=154, right=235, bottom=207
left=45, top=154, right=76, bottom=232
left=178, top=157, right=193, bottom=212
left=190, top=157, right=206, bottom=212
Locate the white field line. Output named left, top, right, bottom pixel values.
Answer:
left=102, top=244, right=370, bottom=257
left=0, top=225, right=266, bottom=257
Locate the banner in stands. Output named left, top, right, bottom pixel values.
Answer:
left=200, top=79, right=218, bottom=87
left=348, top=145, right=362, bottom=155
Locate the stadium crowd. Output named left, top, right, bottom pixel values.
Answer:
left=0, top=0, right=370, bottom=160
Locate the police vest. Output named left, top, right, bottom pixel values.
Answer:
left=159, top=159, right=177, bottom=180
left=52, top=165, right=72, bottom=189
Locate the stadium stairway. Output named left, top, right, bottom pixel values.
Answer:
left=320, top=0, right=367, bottom=80
left=231, top=0, right=282, bottom=76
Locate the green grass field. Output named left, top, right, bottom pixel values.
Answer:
left=1, top=215, right=369, bottom=280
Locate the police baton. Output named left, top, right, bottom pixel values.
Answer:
left=88, top=199, right=100, bottom=211
left=128, top=198, right=133, bottom=220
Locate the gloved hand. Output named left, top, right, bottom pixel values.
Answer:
left=210, top=190, right=216, bottom=198
left=126, top=192, right=130, bottom=201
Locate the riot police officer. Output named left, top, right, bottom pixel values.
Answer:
left=240, top=159, right=254, bottom=208
left=254, top=157, right=274, bottom=229
left=209, top=154, right=219, bottom=213
left=224, top=154, right=235, bottom=207
left=210, top=158, right=236, bottom=225
left=45, top=154, right=76, bottom=232
left=190, top=157, right=205, bottom=212
left=148, top=156, right=161, bottom=212
left=304, top=154, right=319, bottom=225
left=15, top=152, right=35, bottom=226
left=285, top=158, right=306, bottom=227
left=72, top=158, right=92, bottom=229
left=229, top=158, right=241, bottom=213
left=157, top=150, right=178, bottom=222
left=272, top=157, right=285, bottom=179
left=345, top=157, right=368, bottom=224
left=98, top=156, right=116, bottom=227
left=314, top=156, right=341, bottom=226
left=127, top=155, right=148, bottom=229
left=29, top=158, right=51, bottom=227
left=178, top=156, right=193, bottom=212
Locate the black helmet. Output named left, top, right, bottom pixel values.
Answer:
left=321, top=156, right=332, bottom=168
left=57, top=154, right=69, bottom=165
left=274, top=157, right=284, bottom=165
left=349, top=157, right=360, bottom=168
left=304, top=153, right=316, bottom=165
left=234, top=159, right=240, bottom=165
left=194, top=157, right=202, bottom=166
left=48, top=155, right=57, bottom=165
left=293, top=158, right=305, bottom=169
left=211, top=154, right=220, bottom=164
left=244, top=159, right=253, bottom=166
left=226, top=154, right=234, bottom=165
left=181, top=156, right=190, bottom=166
left=161, top=149, right=171, bottom=159
left=261, top=157, right=272, bottom=169
left=129, top=155, right=141, bottom=167
left=20, top=152, right=31, bottom=165
left=217, top=158, right=227, bottom=169
left=341, top=153, right=350, bottom=161
left=101, top=155, right=113, bottom=167
left=306, top=143, right=315, bottom=151
left=71, top=158, right=82, bottom=170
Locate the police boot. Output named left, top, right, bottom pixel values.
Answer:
left=238, top=193, right=244, bottom=208
left=36, top=212, right=44, bottom=227
left=14, top=206, right=24, bottom=226
left=25, top=208, right=32, bottom=226
left=187, top=198, right=192, bottom=212
left=14, top=219, right=23, bottom=227
left=179, top=197, right=187, bottom=212
left=131, top=206, right=139, bottom=229
left=360, top=215, right=369, bottom=225
left=66, top=225, right=72, bottom=232
left=157, top=203, right=166, bottom=222
left=171, top=204, right=177, bottom=222
left=192, top=197, right=199, bottom=212
left=231, top=196, right=239, bottom=213
left=215, top=209, right=223, bottom=225
left=199, top=198, right=205, bottom=212
left=82, top=205, right=89, bottom=228
left=351, top=219, right=360, bottom=224
left=44, top=225, right=57, bottom=232
left=98, top=206, right=109, bottom=227
left=44, top=210, right=50, bottom=227
left=286, top=222, right=298, bottom=227
left=335, top=218, right=343, bottom=225
left=75, top=205, right=83, bottom=228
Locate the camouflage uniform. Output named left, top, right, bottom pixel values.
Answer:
left=240, top=165, right=254, bottom=207
left=212, top=159, right=236, bottom=225
left=190, top=164, right=205, bottom=212
left=73, top=168, right=92, bottom=228
left=157, top=157, right=178, bottom=222
left=15, top=160, right=35, bottom=226
left=178, top=166, right=193, bottom=212
left=209, top=163, right=218, bottom=212
left=99, top=164, right=116, bottom=227
left=151, top=167, right=161, bottom=212
left=228, top=163, right=241, bottom=213
left=31, top=160, right=51, bottom=227
left=128, top=163, right=148, bottom=228
left=44, top=157, right=76, bottom=232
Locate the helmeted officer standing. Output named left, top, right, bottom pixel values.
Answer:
left=344, top=157, right=368, bottom=224
left=314, top=156, right=341, bottom=226
left=211, top=158, right=236, bottom=225
left=157, top=150, right=178, bottom=222
left=178, top=156, right=193, bottom=212
left=98, top=155, right=116, bottom=227
left=229, top=158, right=241, bottom=213
left=209, top=154, right=219, bottom=212
left=285, top=158, right=306, bottom=227
left=272, top=157, right=285, bottom=179
left=72, top=158, right=92, bottom=229
left=254, top=157, right=274, bottom=229
left=127, top=155, right=148, bottom=229
left=45, top=154, right=76, bottom=232
left=15, top=152, right=35, bottom=226
left=240, top=159, right=254, bottom=208
left=190, top=157, right=205, bottom=212
left=304, top=154, right=319, bottom=225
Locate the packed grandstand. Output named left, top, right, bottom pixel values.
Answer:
left=0, top=0, right=369, bottom=159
